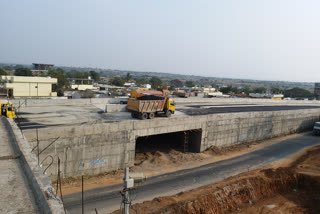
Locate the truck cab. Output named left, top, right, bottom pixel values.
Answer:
left=313, top=122, right=320, bottom=135
left=166, top=99, right=175, bottom=114
left=0, top=103, right=15, bottom=119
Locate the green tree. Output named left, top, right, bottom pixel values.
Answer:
left=242, top=85, right=252, bottom=95
left=170, top=79, right=183, bottom=88
left=149, top=76, right=162, bottom=89
left=185, top=80, right=195, bottom=87
left=110, top=77, right=125, bottom=86
left=67, top=70, right=87, bottom=79
left=0, top=68, right=7, bottom=75
left=14, top=67, right=33, bottom=76
left=125, top=73, right=132, bottom=82
left=271, top=87, right=284, bottom=94
left=253, top=87, right=267, bottom=93
left=284, top=87, right=314, bottom=98
left=135, top=78, right=149, bottom=86
left=89, top=70, right=100, bottom=81
left=48, top=68, right=70, bottom=96
left=231, top=87, right=239, bottom=93
left=220, top=86, right=232, bottom=94
left=169, top=85, right=175, bottom=91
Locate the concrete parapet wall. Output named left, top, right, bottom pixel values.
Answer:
left=23, top=109, right=320, bottom=178
left=10, top=97, right=128, bottom=107
left=4, top=118, right=65, bottom=214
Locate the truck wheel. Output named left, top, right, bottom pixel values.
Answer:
left=141, top=112, right=148, bottom=120
left=148, top=112, right=155, bottom=119
left=165, top=110, right=171, bottom=118
left=131, top=112, right=137, bottom=118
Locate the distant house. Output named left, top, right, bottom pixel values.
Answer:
left=124, top=82, right=136, bottom=87
left=69, top=77, right=97, bottom=91
left=141, top=84, right=151, bottom=89
left=31, top=63, right=54, bottom=76
left=0, top=75, right=57, bottom=97
left=249, top=93, right=284, bottom=100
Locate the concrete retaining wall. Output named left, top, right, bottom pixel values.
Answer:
left=23, top=109, right=320, bottom=178
left=4, top=118, right=65, bottom=214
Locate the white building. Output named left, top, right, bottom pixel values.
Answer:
left=0, top=75, right=57, bottom=97
left=141, top=84, right=151, bottom=89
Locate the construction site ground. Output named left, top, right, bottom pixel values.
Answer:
left=60, top=133, right=306, bottom=195
left=110, top=144, right=320, bottom=214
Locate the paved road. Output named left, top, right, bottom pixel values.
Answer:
left=179, top=105, right=320, bottom=116
left=64, top=133, right=320, bottom=214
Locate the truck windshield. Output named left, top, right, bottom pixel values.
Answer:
left=315, top=123, right=320, bottom=128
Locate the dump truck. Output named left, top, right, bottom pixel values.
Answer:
left=0, top=102, right=15, bottom=119
left=127, top=95, right=175, bottom=119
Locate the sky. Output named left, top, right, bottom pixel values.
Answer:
left=1, top=0, right=320, bottom=82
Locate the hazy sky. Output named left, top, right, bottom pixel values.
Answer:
left=1, top=1, right=320, bottom=82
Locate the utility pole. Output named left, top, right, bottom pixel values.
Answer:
left=122, top=167, right=134, bottom=214
left=121, top=168, right=146, bottom=214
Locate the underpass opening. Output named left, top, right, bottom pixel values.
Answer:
left=135, top=129, right=202, bottom=155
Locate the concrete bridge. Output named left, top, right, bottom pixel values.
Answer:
left=15, top=97, right=320, bottom=179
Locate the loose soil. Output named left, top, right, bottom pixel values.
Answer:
left=110, top=145, right=320, bottom=214
left=60, top=133, right=307, bottom=195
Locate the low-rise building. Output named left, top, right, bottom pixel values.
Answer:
left=69, top=78, right=96, bottom=90
left=124, top=82, right=136, bottom=87
left=141, top=84, right=151, bottom=89
left=0, top=75, right=57, bottom=97
left=31, top=63, right=54, bottom=76
left=249, top=93, right=284, bottom=100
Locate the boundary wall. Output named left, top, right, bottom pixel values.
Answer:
left=22, top=109, right=320, bottom=178
left=4, top=118, right=65, bottom=214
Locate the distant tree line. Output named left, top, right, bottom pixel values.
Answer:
left=1, top=65, right=315, bottom=99
left=219, top=85, right=314, bottom=99
left=219, top=85, right=268, bottom=95
left=109, top=74, right=164, bottom=89
left=0, top=68, right=7, bottom=75
left=66, top=70, right=100, bottom=81
left=109, top=74, right=198, bottom=90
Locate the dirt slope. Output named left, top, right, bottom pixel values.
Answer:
left=111, top=145, right=320, bottom=214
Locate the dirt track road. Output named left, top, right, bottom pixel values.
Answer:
left=64, top=133, right=320, bottom=214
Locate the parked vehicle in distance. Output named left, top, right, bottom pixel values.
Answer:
left=0, top=102, right=15, bottom=119
left=313, top=122, right=320, bottom=135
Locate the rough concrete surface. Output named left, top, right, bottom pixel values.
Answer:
left=0, top=117, right=38, bottom=214
left=5, top=118, right=65, bottom=214
left=16, top=98, right=320, bottom=179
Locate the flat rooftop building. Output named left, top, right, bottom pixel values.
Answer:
left=0, top=75, right=57, bottom=97
left=69, top=78, right=95, bottom=90
left=31, top=63, right=54, bottom=76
